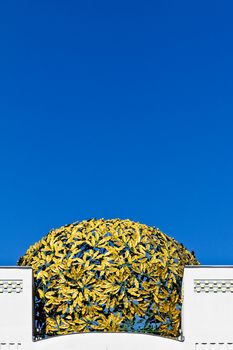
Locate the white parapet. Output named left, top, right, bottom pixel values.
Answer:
left=182, top=266, right=233, bottom=349
left=0, top=267, right=33, bottom=350
left=0, top=265, right=233, bottom=350
left=32, top=332, right=183, bottom=350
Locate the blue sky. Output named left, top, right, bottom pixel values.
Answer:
left=0, top=0, right=233, bottom=265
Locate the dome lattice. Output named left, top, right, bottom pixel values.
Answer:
left=18, top=218, right=199, bottom=338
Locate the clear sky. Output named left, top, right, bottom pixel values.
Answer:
left=0, top=0, right=233, bottom=265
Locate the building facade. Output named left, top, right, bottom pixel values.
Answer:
left=0, top=266, right=233, bottom=350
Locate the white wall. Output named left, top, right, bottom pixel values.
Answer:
left=182, top=266, right=233, bottom=349
left=1, top=266, right=233, bottom=350
left=0, top=267, right=33, bottom=350
left=33, top=333, right=183, bottom=350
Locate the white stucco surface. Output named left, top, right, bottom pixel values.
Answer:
left=0, top=266, right=233, bottom=350
left=33, top=333, right=183, bottom=350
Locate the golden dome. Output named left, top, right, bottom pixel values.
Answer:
left=18, top=218, right=199, bottom=338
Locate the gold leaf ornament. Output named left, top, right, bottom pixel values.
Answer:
left=18, top=218, right=199, bottom=338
